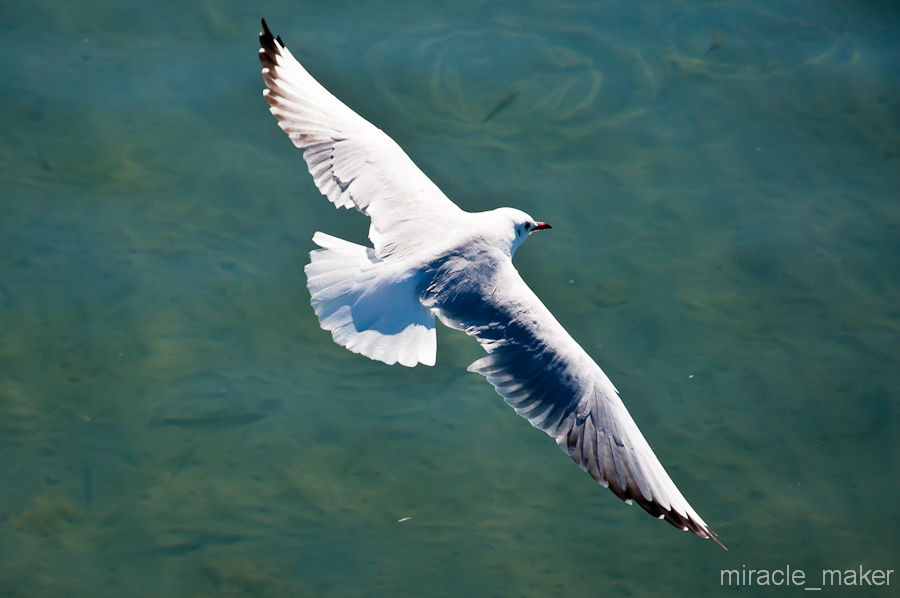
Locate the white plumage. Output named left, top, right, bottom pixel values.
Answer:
left=259, top=19, right=724, bottom=549
left=306, top=232, right=436, bottom=367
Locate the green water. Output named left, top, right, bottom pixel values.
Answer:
left=1, top=1, right=898, bottom=596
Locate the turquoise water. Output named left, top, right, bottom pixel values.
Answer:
left=1, top=0, right=898, bottom=595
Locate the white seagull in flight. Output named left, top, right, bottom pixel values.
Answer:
left=258, top=19, right=724, bottom=549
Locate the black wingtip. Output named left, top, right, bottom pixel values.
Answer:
left=622, top=490, right=726, bottom=550
left=260, top=18, right=284, bottom=49
left=259, top=18, right=280, bottom=68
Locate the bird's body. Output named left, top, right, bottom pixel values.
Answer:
left=259, top=19, right=724, bottom=549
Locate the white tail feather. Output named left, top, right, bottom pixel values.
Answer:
left=304, top=232, right=436, bottom=367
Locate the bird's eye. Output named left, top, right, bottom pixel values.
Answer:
left=524, top=222, right=532, bottom=231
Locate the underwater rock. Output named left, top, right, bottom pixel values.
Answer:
left=12, top=496, right=83, bottom=537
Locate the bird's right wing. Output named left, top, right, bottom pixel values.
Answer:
left=259, top=20, right=463, bottom=257
left=426, top=253, right=724, bottom=548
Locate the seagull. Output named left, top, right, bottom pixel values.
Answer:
left=258, top=19, right=725, bottom=549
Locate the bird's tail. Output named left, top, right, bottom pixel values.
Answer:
left=304, top=232, right=437, bottom=367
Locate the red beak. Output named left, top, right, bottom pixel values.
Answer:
left=533, top=222, right=552, bottom=231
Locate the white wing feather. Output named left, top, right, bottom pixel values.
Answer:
left=259, top=21, right=462, bottom=259
left=424, top=251, right=724, bottom=548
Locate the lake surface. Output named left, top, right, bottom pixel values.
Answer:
left=1, top=1, right=898, bottom=596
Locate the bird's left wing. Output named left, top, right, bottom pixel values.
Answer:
left=259, top=20, right=463, bottom=257
left=425, top=252, right=724, bottom=548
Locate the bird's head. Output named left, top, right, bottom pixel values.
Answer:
left=493, top=207, right=552, bottom=256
